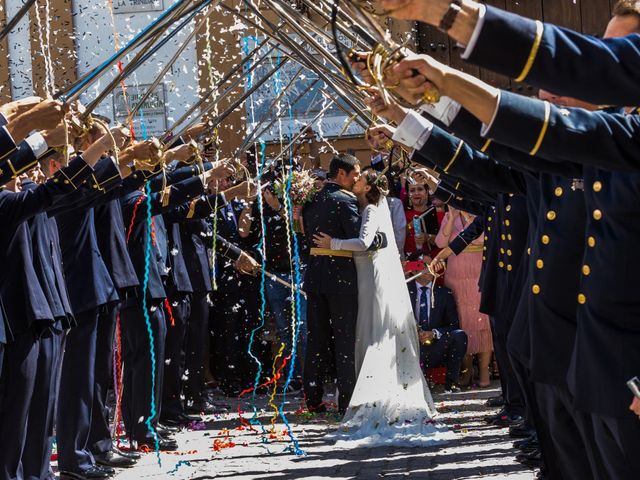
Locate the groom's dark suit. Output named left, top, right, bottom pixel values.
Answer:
left=407, top=280, right=467, bottom=388
left=303, top=182, right=361, bottom=413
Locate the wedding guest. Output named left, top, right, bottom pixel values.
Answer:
left=403, top=180, right=439, bottom=257
left=435, top=206, right=492, bottom=387
left=210, top=178, right=260, bottom=396
left=407, top=255, right=467, bottom=392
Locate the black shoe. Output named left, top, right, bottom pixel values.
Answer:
left=492, top=414, right=523, bottom=428
left=513, top=433, right=537, bottom=450
left=518, top=438, right=539, bottom=454
left=444, top=384, right=461, bottom=393
left=187, top=400, right=228, bottom=415
left=509, top=422, right=535, bottom=438
left=135, top=436, right=179, bottom=452
left=59, top=466, right=111, bottom=479
left=485, top=395, right=504, bottom=407
left=180, top=413, right=203, bottom=423
left=96, top=466, right=115, bottom=476
left=516, top=449, right=543, bottom=468
left=112, top=446, right=140, bottom=460
left=157, top=423, right=179, bottom=434
left=485, top=408, right=508, bottom=424
left=94, top=450, right=137, bottom=468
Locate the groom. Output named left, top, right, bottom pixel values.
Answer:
left=303, top=154, right=362, bottom=414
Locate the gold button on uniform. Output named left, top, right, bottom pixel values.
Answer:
left=507, top=249, right=512, bottom=256
left=506, top=205, right=512, bottom=212
left=582, top=265, right=591, bottom=276
left=593, top=181, right=602, bottom=192
left=499, top=261, right=505, bottom=268
left=507, top=265, right=513, bottom=271
left=536, top=259, right=544, bottom=269
left=593, top=210, right=602, bottom=220
left=542, top=235, right=550, bottom=245
left=488, top=216, right=492, bottom=221
left=484, top=236, right=488, bottom=241
left=527, top=248, right=531, bottom=255
left=501, top=234, right=506, bottom=240
left=500, top=248, right=505, bottom=254
left=505, top=220, right=511, bottom=226
left=578, top=294, right=587, bottom=304
left=532, top=285, right=541, bottom=295
left=547, top=211, right=556, bottom=221
left=508, top=234, right=512, bottom=240
left=554, top=187, right=563, bottom=197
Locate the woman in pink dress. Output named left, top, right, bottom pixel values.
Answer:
left=435, top=207, right=493, bottom=387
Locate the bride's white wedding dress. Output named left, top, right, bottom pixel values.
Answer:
left=327, top=197, right=453, bottom=448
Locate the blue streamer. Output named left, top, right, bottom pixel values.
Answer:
left=142, top=182, right=161, bottom=465
left=278, top=99, right=304, bottom=456
left=168, top=460, right=192, bottom=475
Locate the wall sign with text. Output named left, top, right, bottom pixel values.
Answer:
left=113, top=83, right=168, bottom=139
left=112, top=0, right=164, bottom=14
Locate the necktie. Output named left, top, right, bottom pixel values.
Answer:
left=419, top=286, right=430, bottom=328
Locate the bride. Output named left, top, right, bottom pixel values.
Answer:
left=313, top=168, right=453, bottom=448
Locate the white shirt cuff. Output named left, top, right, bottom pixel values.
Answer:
left=461, top=4, right=486, bottom=60
left=24, top=132, right=49, bottom=158
left=481, top=90, right=502, bottom=137
left=418, top=96, right=462, bottom=127
left=392, top=110, right=434, bottom=150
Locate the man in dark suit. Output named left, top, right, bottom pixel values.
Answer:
left=406, top=255, right=467, bottom=392
left=302, top=153, right=361, bottom=414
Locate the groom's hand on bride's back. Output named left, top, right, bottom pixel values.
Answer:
left=368, top=232, right=388, bottom=251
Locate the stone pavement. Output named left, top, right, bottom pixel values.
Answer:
left=104, top=382, right=537, bottom=480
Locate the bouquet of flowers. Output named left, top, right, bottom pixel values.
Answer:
left=273, top=169, right=319, bottom=232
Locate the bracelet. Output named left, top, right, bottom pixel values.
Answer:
left=439, top=0, right=462, bottom=32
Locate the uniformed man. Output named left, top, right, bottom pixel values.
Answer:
left=378, top=0, right=640, bottom=105
left=387, top=13, right=640, bottom=478
left=0, top=116, right=116, bottom=480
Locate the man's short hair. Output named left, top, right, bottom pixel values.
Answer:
left=613, top=1, right=640, bottom=21
left=328, top=153, right=360, bottom=179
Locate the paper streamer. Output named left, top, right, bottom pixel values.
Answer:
left=241, top=35, right=268, bottom=434
left=278, top=101, right=305, bottom=456
left=141, top=182, right=162, bottom=465
left=270, top=50, right=303, bottom=455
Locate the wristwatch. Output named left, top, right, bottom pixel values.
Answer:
left=439, top=0, right=463, bottom=32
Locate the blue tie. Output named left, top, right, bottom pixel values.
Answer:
left=419, top=286, right=430, bottom=328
